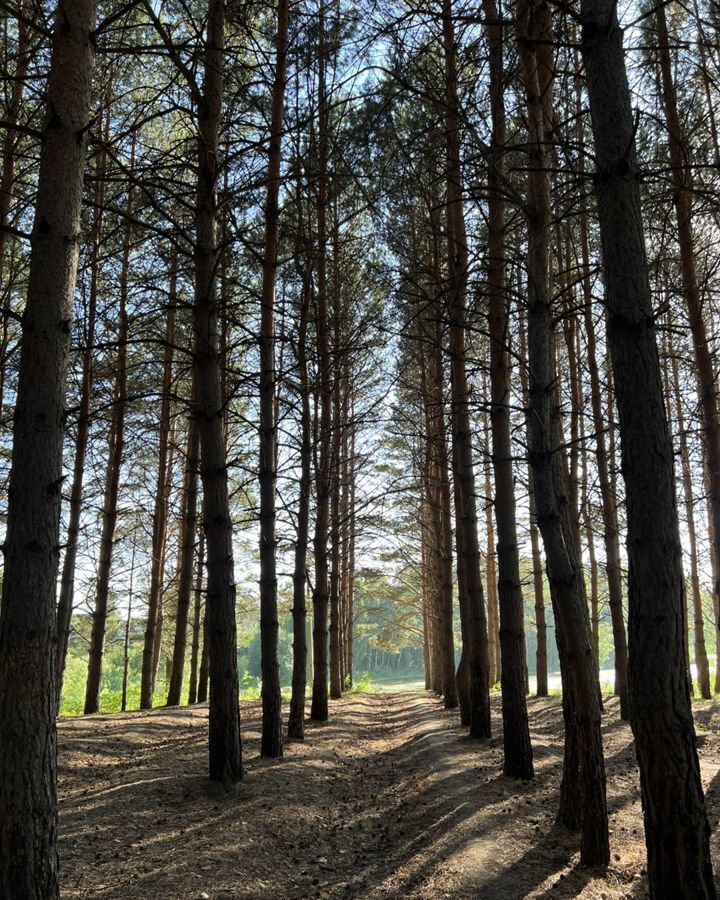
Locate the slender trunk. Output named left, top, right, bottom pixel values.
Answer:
left=167, top=402, right=201, bottom=706
left=258, top=0, right=288, bottom=757
left=483, top=0, right=532, bottom=775
left=56, top=107, right=109, bottom=700
left=188, top=530, right=205, bottom=705
left=121, top=540, right=137, bottom=713
left=140, top=264, right=176, bottom=709
left=197, top=568, right=210, bottom=705
left=581, top=2, right=715, bottom=892
left=422, top=312, right=458, bottom=707
left=288, top=255, right=313, bottom=739
left=574, top=52, right=629, bottom=716
left=482, top=408, right=500, bottom=687
left=84, top=143, right=133, bottom=715
left=346, top=412, right=356, bottom=684
left=443, top=0, right=489, bottom=734
left=194, top=0, right=242, bottom=782
left=311, top=12, right=331, bottom=722
left=580, top=412, right=600, bottom=672
left=329, top=219, right=343, bottom=700
left=517, top=0, right=609, bottom=864
left=671, top=350, right=712, bottom=697
left=518, top=300, right=547, bottom=696
left=656, top=4, right=720, bottom=677
left=0, top=0, right=97, bottom=893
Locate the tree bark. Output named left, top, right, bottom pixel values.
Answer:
left=573, top=57, right=630, bottom=716
left=258, top=0, right=288, bottom=757
left=166, top=401, right=201, bottom=706
left=56, top=106, right=109, bottom=701
left=188, top=530, right=205, bottom=706
left=581, top=0, right=715, bottom=891
left=140, top=265, right=176, bottom=709
left=442, top=0, right=490, bottom=735
left=0, top=0, right=97, bottom=893
left=194, top=0, right=242, bottom=782
left=483, top=0, right=533, bottom=776
left=84, top=139, right=134, bottom=716
left=288, top=241, right=313, bottom=739
left=311, top=10, right=331, bottom=722
left=517, top=0, right=609, bottom=864
left=518, top=301, right=548, bottom=697
left=655, top=3, right=720, bottom=688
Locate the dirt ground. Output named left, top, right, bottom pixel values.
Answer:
left=57, top=691, right=720, bottom=899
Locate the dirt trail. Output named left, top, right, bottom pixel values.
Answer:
left=58, top=691, right=720, bottom=899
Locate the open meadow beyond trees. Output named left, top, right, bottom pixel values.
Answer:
left=3, top=0, right=720, bottom=896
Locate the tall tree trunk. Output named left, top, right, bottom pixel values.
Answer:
left=194, top=0, right=242, bottom=782
left=288, top=248, right=313, bottom=739
left=167, top=402, right=201, bottom=706
left=140, top=264, right=176, bottom=709
left=656, top=3, right=720, bottom=685
left=121, top=538, right=137, bottom=713
left=311, top=10, right=331, bottom=722
left=573, top=53, right=629, bottom=716
left=442, top=0, right=490, bottom=735
left=422, top=310, right=458, bottom=707
left=483, top=0, right=533, bottom=776
left=580, top=410, right=600, bottom=672
left=56, top=107, right=109, bottom=701
left=518, top=300, right=548, bottom=696
left=0, top=0, right=97, bottom=893
left=346, top=410, right=356, bottom=684
left=188, top=530, right=205, bottom=706
left=670, top=349, right=712, bottom=696
left=482, top=408, right=500, bottom=688
left=258, top=0, right=288, bottom=757
left=329, top=224, right=344, bottom=700
left=581, top=2, right=715, bottom=892
left=517, top=0, right=609, bottom=865
left=84, top=141, right=133, bottom=716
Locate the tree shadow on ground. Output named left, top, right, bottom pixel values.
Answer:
left=56, top=692, right=682, bottom=899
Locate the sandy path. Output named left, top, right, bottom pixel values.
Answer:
left=57, top=691, right=720, bottom=899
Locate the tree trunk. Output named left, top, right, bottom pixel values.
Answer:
left=656, top=2, right=720, bottom=692
left=0, top=0, right=97, bottom=893
left=311, top=12, right=331, bottom=722
left=422, top=308, right=458, bottom=708
left=518, top=299, right=547, bottom=696
left=517, top=0, right=609, bottom=864
left=140, top=265, right=176, bottom=709
left=288, top=245, right=313, bottom=739
left=581, top=1, right=715, bottom=891
left=573, top=58, right=629, bottom=716
left=56, top=106, right=109, bottom=701
left=483, top=0, right=533, bottom=776
left=121, top=539, right=137, bottom=713
left=258, top=0, right=288, bottom=757
left=442, top=0, right=489, bottom=734
left=167, top=402, right=201, bottom=706
left=188, top=530, right=205, bottom=705
left=482, top=408, right=500, bottom=687
left=84, top=140, right=134, bottom=715
left=329, top=227, right=344, bottom=700
left=194, top=0, right=242, bottom=782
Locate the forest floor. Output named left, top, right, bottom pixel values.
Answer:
left=57, top=691, right=720, bottom=899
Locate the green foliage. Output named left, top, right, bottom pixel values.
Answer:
left=349, top=671, right=374, bottom=693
